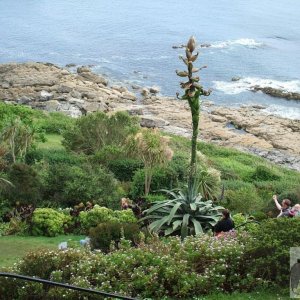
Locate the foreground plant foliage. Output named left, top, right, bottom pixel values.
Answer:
left=0, top=218, right=299, bottom=299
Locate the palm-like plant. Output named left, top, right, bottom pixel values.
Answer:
left=142, top=182, right=224, bottom=239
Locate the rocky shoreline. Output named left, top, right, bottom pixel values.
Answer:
left=0, top=62, right=299, bottom=171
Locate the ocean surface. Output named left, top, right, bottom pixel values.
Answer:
left=0, top=0, right=300, bottom=119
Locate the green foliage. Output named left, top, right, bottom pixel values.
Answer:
left=107, top=158, right=143, bottom=181
left=89, top=222, right=141, bottom=252
left=79, top=205, right=137, bottom=233
left=127, top=128, right=173, bottom=195
left=25, top=148, right=82, bottom=165
left=224, top=183, right=265, bottom=214
left=43, top=163, right=120, bottom=208
left=5, top=163, right=42, bottom=206
left=144, top=194, right=167, bottom=203
left=0, top=102, right=43, bottom=131
left=31, top=208, right=71, bottom=237
left=232, top=213, right=260, bottom=232
left=143, top=183, right=224, bottom=239
left=250, top=165, right=281, bottom=181
left=62, top=111, right=140, bottom=155
left=0, top=222, right=10, bottom=236
left=245, top=218, right=300, bottom=285
left=195, top=167, right=221, bottom=200
left=34, top=112, right=74, bottom=134
left=130, top=154, right=189, bottom=199
left=0, top=234, right=268, bottom=299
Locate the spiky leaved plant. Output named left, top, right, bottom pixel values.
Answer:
left=176, top=36, right=211, bottom=190
left=141, top=39, right=223, bottom=239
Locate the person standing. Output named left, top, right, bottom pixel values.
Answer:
left=273, top=195, right=292, bottom=217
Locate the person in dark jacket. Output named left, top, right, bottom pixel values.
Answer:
left=214, top=209, right=235, bottom=236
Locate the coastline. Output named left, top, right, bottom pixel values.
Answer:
left=0, top=62, right=299, bottom=171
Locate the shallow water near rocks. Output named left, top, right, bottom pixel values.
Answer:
left=0, top=0, right=299, bottom=119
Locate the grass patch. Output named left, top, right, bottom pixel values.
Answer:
left=37, top=134, right=64, bottom=150
left=0, top=235, right=84, bottom=268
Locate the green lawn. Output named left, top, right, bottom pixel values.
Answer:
left=37, top=133, right=64, bottom=150
left=0, top=235, right=84, bottom=268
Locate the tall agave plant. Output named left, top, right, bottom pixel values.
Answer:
left=142, top=182, right=224, bottom=239
left=176, top=36, right=211, bottom=190
left=142, top=37, right=222, bottom=239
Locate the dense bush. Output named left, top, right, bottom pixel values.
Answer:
left=79, top=205, right=137, bottom=233
left=89, top=221, right=141, bottom=252
left=224, top=184, right=265, bottom=214
left=250, top=165, right=281, bottom=181
left=5, top=163, right=42, bottom=206
left=62, top=111, right=139, bottom=155
left=31, top=208, right=71, bottom=237
left=43, top=163, right=120, bottom=208
left=25, top=148, right=82, bottom=165
left=107, top=158, right=143, bottom=181
left=34, top=112, right=74, bottom=134
left=232, top=213, right=260, bottom=232
left=0, top=233, right=265, bottom=299
left=0, top=102, right=43, bottom=131
left=244, top=218, right=300, bottom=285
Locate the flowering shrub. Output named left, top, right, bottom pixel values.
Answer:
left=31, top=208, right=72, bottom=237
left=0, top=233, right=268, bottom=299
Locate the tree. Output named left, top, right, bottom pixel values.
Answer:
left=127, top=128, right=173, bottom=195
left=0, top=117, right=35, bottom=163
left=176, top=36, right=211, bottom=190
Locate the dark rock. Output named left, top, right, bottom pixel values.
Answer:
left=252, top=86, right=300, bottom=101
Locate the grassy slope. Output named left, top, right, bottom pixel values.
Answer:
left=0, top=235, right=84, bottom=268
left=37, top=133, right=64, bottom=150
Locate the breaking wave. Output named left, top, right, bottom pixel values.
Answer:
left=213, top=77, right=300, bottom=95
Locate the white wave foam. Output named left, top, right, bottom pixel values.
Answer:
left=213, top=77, right=300, bottom=95
left=263, top=105, right=300, bottom=120
left=209, top=38, right=264, bottom=49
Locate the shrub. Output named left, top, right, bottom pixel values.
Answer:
left=245, top=218, right=300, bottom=285
left=232, top=213, right=260, bottom=233
left=0, top=234, right=265, bottom=299
left=5, top=163, right=42, bottom=206
left=224, top=185, right=265, bottom=214
left=107, top=158, right=143, bottom=181
left=25, top=148, right=82, bottom=165
left=43, top=163, right=120, bottom=208
left=31, top=208, right=71, bottom=236
left=79, top=205, right=137, bottom=233
left=250, top=165, right=281, bottom=181
left=89, top=222, right=141, bottom=252
left=62, top=111, right=140, bottom=155
left=34, top=112, right=74, bottom=134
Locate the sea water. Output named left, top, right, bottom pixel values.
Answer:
left=0, top=0, right=299, bottom=119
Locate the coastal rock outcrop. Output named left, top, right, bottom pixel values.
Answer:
left=0, top=62, right=299, bottom=171
left=0, top=62, right=136, bottom=117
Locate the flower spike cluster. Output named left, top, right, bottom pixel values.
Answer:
left=176, top=36, right=211, bottom=99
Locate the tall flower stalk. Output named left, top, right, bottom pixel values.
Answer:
left=176, top=36, right=211, bottom=190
